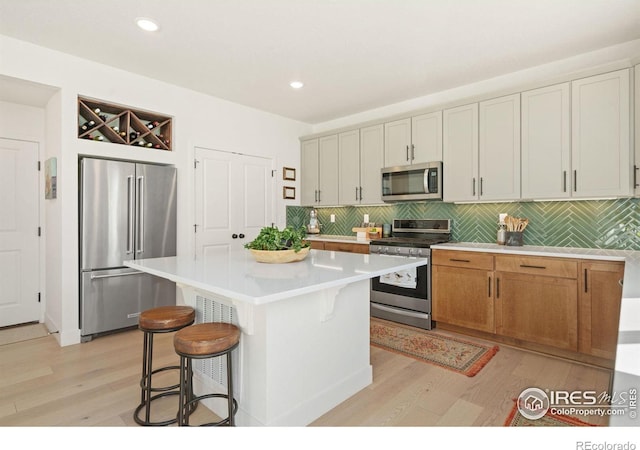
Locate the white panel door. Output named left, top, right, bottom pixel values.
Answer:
left=195, top=147, right=273, bottom=260
left=338, top=130, right=360, bottom=205
left=0, top=138, right=40, bottom=327
left=443, top=103, right=479, bottom=202
left=479, top=94, right=521, bottom=201
left=359, top=124, right=384, bottom=204
left=412, top=111, right=442, bottom=163
left=384, top=118, right=411, bottom=167
left=572, top=69, right=631, bottom=198
left=521, top=83, right=571, bottom=199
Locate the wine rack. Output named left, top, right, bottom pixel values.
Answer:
left=77, top=97, right=172, bottom=151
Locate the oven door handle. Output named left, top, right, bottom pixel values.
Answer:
left=371, top=302, right=429, bottom=319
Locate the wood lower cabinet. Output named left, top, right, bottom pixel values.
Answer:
left=309, top=240, right=369, bottom=254
left=431, top=249, right=624, bottom=366
left=432, top=265, right=494, bottom=333
left=579, top=261, right=625, bottom=360
left=432, top=249, right=495, bottom=332
left=495, top=271, right=578, bottom=351
left=495, top=255, right=578, bottom=351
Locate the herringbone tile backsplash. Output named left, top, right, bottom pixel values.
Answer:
left=287, top=198, right=640, bottom=250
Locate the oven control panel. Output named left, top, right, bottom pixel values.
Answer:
left=369, top=245, right=430, bottom=258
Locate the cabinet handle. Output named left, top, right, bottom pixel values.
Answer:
left=318, top=190, right=321, bottom=202
left=355, top=187, right=359, bottom=201
left=634, top=165, right=639, bottom=188
left=480, top=177, right=484, bottom=196
left=411, top=144, right=415, bottom=161
left=449, top=258, right=471, bottom=263
left=359, top=186, right=363, bottom=201
left=314, top=190, right=318, bottom=202
left=520, top=264, right=546, bottom=270
left=563, top=171, right=567, bottom=193
left=584, top=268, right=588, bottom=293
left=619, top=279, right=624, bottom=287
left=488, top=276, right=491, bottom=297
left=472, top=178, right=476, bottom=196
left=406, top=145, right=410, bottom=161
left=574, top=170, right=577, bottom=192
left=496, top=277, right=500, bottom=299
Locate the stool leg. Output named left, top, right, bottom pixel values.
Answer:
left=185, top=357, right=193, bottom=426
left=178, top=355, right=186, bottom=426
left=144, top=331, right=155, bottom=423
left=227, top=351, right=234, bottom=426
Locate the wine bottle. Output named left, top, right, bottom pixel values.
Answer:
left=98, top=114, right=107, bottom=122
left=147, top=120, right=160, bottom=129
left=130, top=131, right=140, bottom=141
left=145, top=142, right=153, bottom=148
left=93, top=107, right=101, bottom=114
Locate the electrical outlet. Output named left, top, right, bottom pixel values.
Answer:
left=330, top=214, right=336, bottom=223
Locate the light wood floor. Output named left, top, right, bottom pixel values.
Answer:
left=0, top=325, right=612, bottom=427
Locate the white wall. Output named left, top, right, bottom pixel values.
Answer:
left=312, top=39, right=640, bottom=133
left=0, top=35, right=311, bottom=346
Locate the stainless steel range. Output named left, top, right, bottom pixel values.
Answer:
left=369, top=219, right=451, bottom=330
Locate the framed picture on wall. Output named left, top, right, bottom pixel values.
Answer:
left=283, top=186, right=295, bottom=199
left=283, top=167, right=296, bottom=181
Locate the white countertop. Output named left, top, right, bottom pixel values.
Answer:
left=305, top=234, right=370, bottom=244
left=125, top=249, right=426, bottom=305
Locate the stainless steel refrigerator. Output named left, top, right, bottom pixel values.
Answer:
left=79, top=157, right=177, bottom=341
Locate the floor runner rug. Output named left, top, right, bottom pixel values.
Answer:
left=0, top=323, right=48, bottom=346
left=504, top=399, right=598, bottom=426
left=370, top=317, right=499, bottom=377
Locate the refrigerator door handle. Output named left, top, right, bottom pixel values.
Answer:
left=90, top=270, right=144, bottom=280
left=136, top=175, right=144, bottom=254
left=127, top=175, right=134, bottom=254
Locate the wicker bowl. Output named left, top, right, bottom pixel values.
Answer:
left=249, top=247, right=310, bottom=264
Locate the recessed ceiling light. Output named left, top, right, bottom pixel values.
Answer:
left=136, top=17, right=159, bottom=32
left=290, top=81, right=304, bottom=89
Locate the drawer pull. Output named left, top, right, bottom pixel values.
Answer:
left=450, top=258, right=471, bottom=263
left=520, top=264, right=546, bottom=270
left=488, top=276, right=491, bottom=297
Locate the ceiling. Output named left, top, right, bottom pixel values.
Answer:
left=1, top=0, right=639, bottom=124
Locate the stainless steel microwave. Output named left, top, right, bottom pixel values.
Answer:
left=381, top=161, right=443, bottom=202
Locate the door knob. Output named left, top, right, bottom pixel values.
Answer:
left=239, top=234, right=245, bottom=239
left=232, top=234, right=238, bottom=239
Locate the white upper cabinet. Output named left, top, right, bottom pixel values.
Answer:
left=521, top=83, right=571, bottom=199
left=384, top=111, right=442, bottom=167
left=443, top=103, right=479, bottom=202
left=412, top=111, right=443, bottom=163
left=339, top=125, right=384, bottom=205
left=571, top=69, right=631, bottom=198
left=318, top=135, right=339, bottom=205
left=338, top=129, right=361, bottom=205
left=300, top=139, right=319, bottom=206
left=359, top=124, right=384, bottom=204
left=479, top=94, right=521, bottom=201
left=635, top=64, right=639, bottom=197
left=384, top=118, right=411, bottom=167
left=300, top=135, right=339, bottom=206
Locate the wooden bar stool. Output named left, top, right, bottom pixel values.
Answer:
left=173, top=322, right=240, bottom=426
left=134, top=305, right=196, bottom=426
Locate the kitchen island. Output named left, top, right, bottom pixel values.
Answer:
left=125, top=249, right=427, bottom=426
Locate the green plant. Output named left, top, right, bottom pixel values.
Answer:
left=244, top=226, right=310, bottom=252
